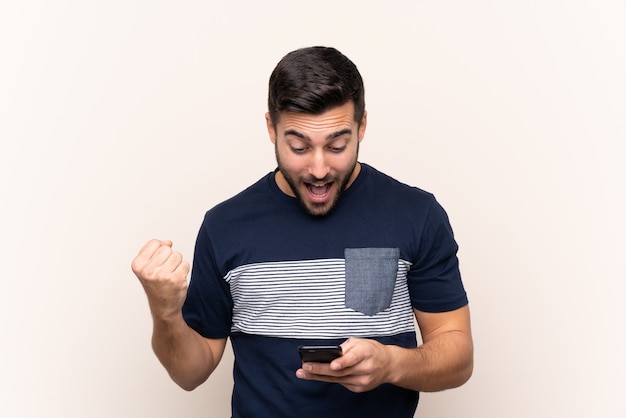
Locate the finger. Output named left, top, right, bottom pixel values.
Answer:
left=302, top=361, right=348, bottom=378
left=340, top=337, right=358, bottom=351
left=150, top=243, right=174, bottom=265
left=162, top=251, right=184, bottom=273
left=297, top=367, right=334, bottom=381
left=296, top=366, right=350, bottom=381
left=332, top=340, right=359, bottom=370
left=131, top=239, right=163, bottom=273
left=174, top=259, right=191, bottom=278
left=135, top=239, right=162, bottom=261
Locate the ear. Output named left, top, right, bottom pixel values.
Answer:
left=265, top=112, right=276, bottom=144
left=357, top=110, right=367, bottom=142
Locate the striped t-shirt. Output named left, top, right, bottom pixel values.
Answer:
left=183, top=163, right=467, bottom=418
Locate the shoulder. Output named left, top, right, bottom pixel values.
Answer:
left=204, top=172, right=275, bottom=221
left=362, top=164, right=433, bottom=196
left=358, top=163, right=439, bottom=211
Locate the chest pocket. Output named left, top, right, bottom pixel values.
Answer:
left=344, top=248, right=400, bottom=316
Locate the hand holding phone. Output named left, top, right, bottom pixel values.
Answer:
left=298, top=345, right=343, bottom=363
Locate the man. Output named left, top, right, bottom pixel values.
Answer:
left=132, top=46, right=473, bottom=417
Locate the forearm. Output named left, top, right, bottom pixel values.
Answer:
left=131, top=240, right=224, bottom=390
left=386, top=330, right=473, bottom=392
left=151, top=315, right=224, bottom=391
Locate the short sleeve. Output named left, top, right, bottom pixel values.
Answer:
left=182, top=216, right=233, bottom=338
left=408, top=197, right=468, bottom=312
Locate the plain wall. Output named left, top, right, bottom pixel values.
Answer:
left=1, top=1, right=624, bottom=417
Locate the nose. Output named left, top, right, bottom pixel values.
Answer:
left=308, top=149, right=329, bottom=180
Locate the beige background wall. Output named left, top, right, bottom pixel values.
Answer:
left=1, top=1, right=625, bottom=417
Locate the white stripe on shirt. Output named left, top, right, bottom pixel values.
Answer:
left=224, top=258, right=415, bottom=339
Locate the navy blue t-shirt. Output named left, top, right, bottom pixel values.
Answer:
left=183, top=163, right=467, bottom=418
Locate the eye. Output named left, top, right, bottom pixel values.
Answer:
left=328, top=145, right=346, bottom=153
left=290, top=146, right=307, bottom=154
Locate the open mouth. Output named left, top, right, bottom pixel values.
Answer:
left=305, top=182, right=332, bottom=200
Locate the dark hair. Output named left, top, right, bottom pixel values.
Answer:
left=268, top=46, right=365, bottom=126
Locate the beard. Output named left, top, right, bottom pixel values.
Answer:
left=275, top=145, right=358, bottom=217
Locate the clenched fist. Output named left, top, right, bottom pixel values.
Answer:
left=131, top=239, right=190, bottom=321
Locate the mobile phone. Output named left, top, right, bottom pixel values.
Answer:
left=298, top=345, right=343, bottom=363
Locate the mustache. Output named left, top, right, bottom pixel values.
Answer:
left=302, top=175, right=334, bottom=184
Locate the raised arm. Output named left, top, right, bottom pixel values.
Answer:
left=131, top=239, right=227, bottom=391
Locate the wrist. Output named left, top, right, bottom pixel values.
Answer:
left=150, top=306, right=185, bottom=328
left=383, top=344, right=403, bottom=386
left=384, top=344, right=424, bottom=388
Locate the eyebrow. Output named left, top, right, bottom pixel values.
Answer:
left=284, top=128, right=352, bottom=142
